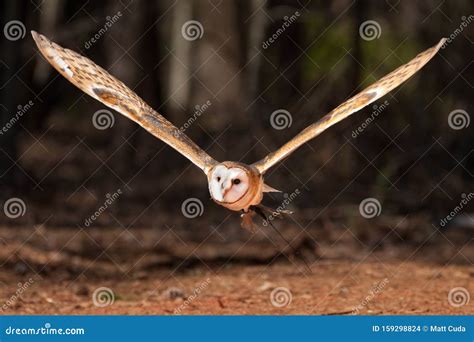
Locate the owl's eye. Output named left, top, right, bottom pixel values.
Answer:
left=217, top=176, right=221, bottom=182
left=233, top=179, right=241, bottom=185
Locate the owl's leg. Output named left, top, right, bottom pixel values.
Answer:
left=240, top=210, right=258, bottom=233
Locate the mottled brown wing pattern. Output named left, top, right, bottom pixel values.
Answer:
left=31, top=31, right=217, bottom=173
left=253, top=38, right=446, bottom=174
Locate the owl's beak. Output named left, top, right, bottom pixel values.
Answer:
left=220, top=178, right=233, bottom=197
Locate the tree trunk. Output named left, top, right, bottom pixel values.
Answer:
left=0, top=1, right=29, bottom=191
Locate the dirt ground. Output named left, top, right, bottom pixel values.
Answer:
left=0, top=261, right=473, bottom=315
left=0, top=220, right=472, bottom=315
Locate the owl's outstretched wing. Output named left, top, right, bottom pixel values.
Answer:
left=252, top=38, right=446, bottom=174
left=32, top=31, right=218, bottom=174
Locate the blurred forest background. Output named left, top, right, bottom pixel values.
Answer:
left=0, top=0, right=472, bottom=275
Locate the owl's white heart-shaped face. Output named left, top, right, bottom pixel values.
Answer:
left=208, top=165, right=249, bottom=203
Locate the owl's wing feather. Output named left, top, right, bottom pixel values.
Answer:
left=252, top=38, right=446, bottom=174
left=32, top=31, right=217, bottom=174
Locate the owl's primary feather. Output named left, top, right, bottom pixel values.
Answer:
left=252, top=38, right=446, bottom=174
left=31, top=31, right=217, bottom=174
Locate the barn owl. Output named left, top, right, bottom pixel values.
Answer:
left=32, top=31, right=445, bottom=228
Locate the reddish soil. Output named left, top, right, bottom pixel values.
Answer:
left=1, top=261, right=472, bottom=315
left=0, top=222, right=472, bottom=315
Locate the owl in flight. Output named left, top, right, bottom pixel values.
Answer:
left=32, top=31, right=445, bottom=228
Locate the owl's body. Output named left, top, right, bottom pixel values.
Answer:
left=31, top=31, right=446, bottom=224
